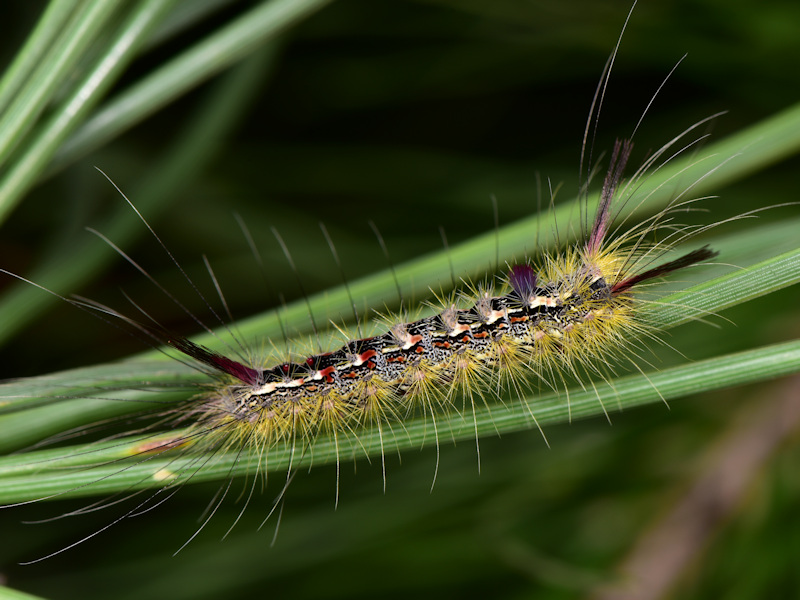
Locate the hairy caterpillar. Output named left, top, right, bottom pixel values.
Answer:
left=2, top=2, right=800, bottom=598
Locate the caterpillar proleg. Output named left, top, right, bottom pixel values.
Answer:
left=1, top=2, right=800, bottom=599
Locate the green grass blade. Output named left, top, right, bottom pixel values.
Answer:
left=0, top=0, right=82, bottom=116
left=178, top=103, right=800, bottom=351
left=47, top=0, right=335, bottom=177
left=0, top=0, right=120, bottom=168
left=0, top=0, right=177, bottom=223
left=0, top=585, right=47, bottom=600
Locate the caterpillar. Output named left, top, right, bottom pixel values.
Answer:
left=1, top=2, right=800, bottom=596
left=150, top=140, right=718, bottom=447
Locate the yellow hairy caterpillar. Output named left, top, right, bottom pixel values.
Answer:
left=1, top=2, right=800, bottom=599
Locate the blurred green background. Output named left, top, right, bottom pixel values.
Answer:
left=1, top=1, right=799, bottom=598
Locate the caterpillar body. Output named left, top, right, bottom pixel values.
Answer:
left=168, top=141, right=715, bottom=452
left=2, top=2, right=800, bottom=598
